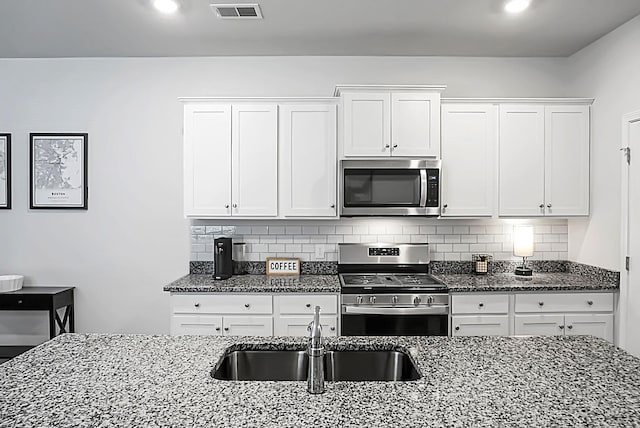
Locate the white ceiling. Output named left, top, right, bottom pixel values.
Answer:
left=1, top=0, right=640, bottom=58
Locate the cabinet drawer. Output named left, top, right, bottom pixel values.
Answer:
left=514, top=293, right=613, bottom=313
left=452, top=294, right=509, bottom=314
left=171, top=294, right=273, bottom=315
left=275, top=294, right=338, bottom=315
left=451, top=315, right=509, bottom=336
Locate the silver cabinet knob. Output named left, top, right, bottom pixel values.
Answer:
left=559, top=325, right=565, bottom=330
left=369, top=296, right=376, bottom=304
left=330, top=327, right=336, bottom=332
left=413, top=296, right=421, bottom=305
left=385, top=144, right=390, bottom=149
left=567, top=325, right=573, bottom=330
left=244, top=303, right=250, bottom=308
left=215, top=327, right=221, bottom=332
left=538, top=301, right=544, bottom=307
left=587, top=300, right=593, bottom=306
left=539, top=204, right=545, bottom=209
left=233, top=204, right=237, bottom=208
left=547, top=204, right=552, bottom=208
left=306, top=303, right=311, bottom=308
left=224, top=327, right=229, bottom=332
left=330, top=204, right=335, bottom=208
left=393, top=144, right=398, bottom=148
left=194, top=303, right=200, bottom=308
left=478, top=303, right=484, bottom=308
left=455, top=326, right=460, bottom=331
left=225, top=204, right=229, bottom=208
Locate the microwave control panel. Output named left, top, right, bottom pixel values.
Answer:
left=426, top=169, right=439, bottom=207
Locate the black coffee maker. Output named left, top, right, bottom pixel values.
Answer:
left=214, top=238, right=233, bottom=280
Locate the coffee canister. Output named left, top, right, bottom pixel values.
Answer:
left=233, top=242, right=248, bottom=275
left=472, top=254, right=492, bottom=275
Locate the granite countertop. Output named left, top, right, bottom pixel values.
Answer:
left=164, top=274, right=340, bottom=293
left=1, top=334, right=639, bottom=427
left=437, top=272, right=620, bottom=293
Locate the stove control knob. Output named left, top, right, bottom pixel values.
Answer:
left=369, top=296, right=377, bottom=304
left=413, top=296, right=421, bottom=306
left=427, top=296, right=434, bottom=306
left=356, top=296, right=363, bottom=305
left=392, top=296, right=399, bottom=305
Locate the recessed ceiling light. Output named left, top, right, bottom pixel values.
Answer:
left=504, top=0, right=531, bottom=14
left=153, top=0, right=179, bottom=14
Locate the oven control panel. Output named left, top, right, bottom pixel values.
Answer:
left=368, top=247, right=399, bottom=257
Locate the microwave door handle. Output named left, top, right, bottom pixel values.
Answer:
left=419, top=169, right=428, bottom=207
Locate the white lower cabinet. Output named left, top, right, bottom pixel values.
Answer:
left=514, top=293, right=614, bottom=342
left=452, top=315, right=509, bottom=336
left=170, top=292, right=339, bottom=337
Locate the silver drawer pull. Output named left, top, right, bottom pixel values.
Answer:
left=306, top=303, right=311, bottom=308
left=244, top=304, right=250, bottom=308
left=194, top=303, right=200, bottom=308
left=587, top=300, right=593, bottom=306
left=559, top=325, right=565, bottom=330
left=478, top=303, right=484, bottom=308
left=567, top=325, right=573, bottom=330
left=538, top=301, right=544, bottom=307
left=330, top=327, right=336, bottom=332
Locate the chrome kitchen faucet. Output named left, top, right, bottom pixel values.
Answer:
left=307, top=306, right=325, bottom=394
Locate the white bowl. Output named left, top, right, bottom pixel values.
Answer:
left=0, top=275, right=24, bottom=292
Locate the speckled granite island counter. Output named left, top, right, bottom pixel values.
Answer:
left=1, top=334, right=639, bottom=427
left=164, top=274, right=340, bottom=293
left=436, top=273, right=620, bottom=293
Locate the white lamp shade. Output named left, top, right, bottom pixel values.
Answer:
left=513, top=225, right=534, bottom=257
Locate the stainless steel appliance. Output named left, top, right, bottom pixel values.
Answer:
left=214, top=238, right=233, bottom=280
left=339, top=243, right=449, bottom=336
left=340, top=159, right=441, bottom=217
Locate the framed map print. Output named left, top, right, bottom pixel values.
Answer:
left=0, top=134, right=10, bottom=209
left=30, top=133, right=88, bottom=209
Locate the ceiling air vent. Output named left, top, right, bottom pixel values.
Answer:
left=210, top=4, right=263, bottom=19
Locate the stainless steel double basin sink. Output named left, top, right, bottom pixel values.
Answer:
left=212, top=349, right=421, bottom=382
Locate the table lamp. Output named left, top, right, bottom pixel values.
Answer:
left=513, top=225, right=534, bottom=276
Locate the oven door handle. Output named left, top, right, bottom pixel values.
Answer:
left=419, top=169, right=428, bottom=207
left=342, top=305, right=449, bottom=315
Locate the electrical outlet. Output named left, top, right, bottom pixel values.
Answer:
left=315, top=245, right=325, bottom=260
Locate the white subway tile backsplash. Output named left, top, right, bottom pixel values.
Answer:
left=286, top=226, right=303, bottom=235
left=191, top=220, right=568, bottom=262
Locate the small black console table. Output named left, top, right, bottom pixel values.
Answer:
left=0, top=286, right=75, bottom=359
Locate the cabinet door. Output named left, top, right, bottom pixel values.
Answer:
left=232, top=104, right=278, bottom=216
left=544, top=105, right=590, bottom=216
left=441, top=104, right=496, bottom=216
left=514, top=314, right=565, bottom=336
left=451, top=315, right=509, bottom=336
left=499, top=105, right=545, bottom=216
left=280, top=104, right=337, bottom=217
left=342, top=92, right=391, bottom=157
left=222, top=316, right=273, bottom=336
left=274, top=316, right=338, bottom=337
left=391, top=92, right=440, bottom=157
left=170, top=315, right=223, bottom=336
left=565, top=314, right=613, bottom=342
left=183, top=104, right=232, bottom=217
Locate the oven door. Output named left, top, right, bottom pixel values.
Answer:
left=340, top=159, right=440, bottom=216
left=341, top=305, right=448, bottom=336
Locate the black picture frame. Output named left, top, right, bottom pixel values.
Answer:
left=0, top=133, right=10, bottom=209
left=30, top=133, right=88, bottom=210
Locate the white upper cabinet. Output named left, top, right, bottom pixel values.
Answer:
left=441, top=103, right=497, bottom=217
left=498, top=102, right=591, bottom=217
left=279, top=103, right=338, bottom=217
left=182, top=101, right=278, bottom=218
left=342, top=91, right=391, bottom=157
left=231, top=104, right=278, bottom=217
left=183, top=103, right=232, bottom=217
left=544, top=105, right=590, bottom=216
left=499, top=104, right=546, bottom=217
left=391, top=92, right=441, bottom=157
left=337, top=85, right=445, bottom=158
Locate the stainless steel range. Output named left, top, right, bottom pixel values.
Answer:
left=339, top=243, right=449, bottom=336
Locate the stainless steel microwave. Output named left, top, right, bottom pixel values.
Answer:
left=340, top=159, right=441, bottom=216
